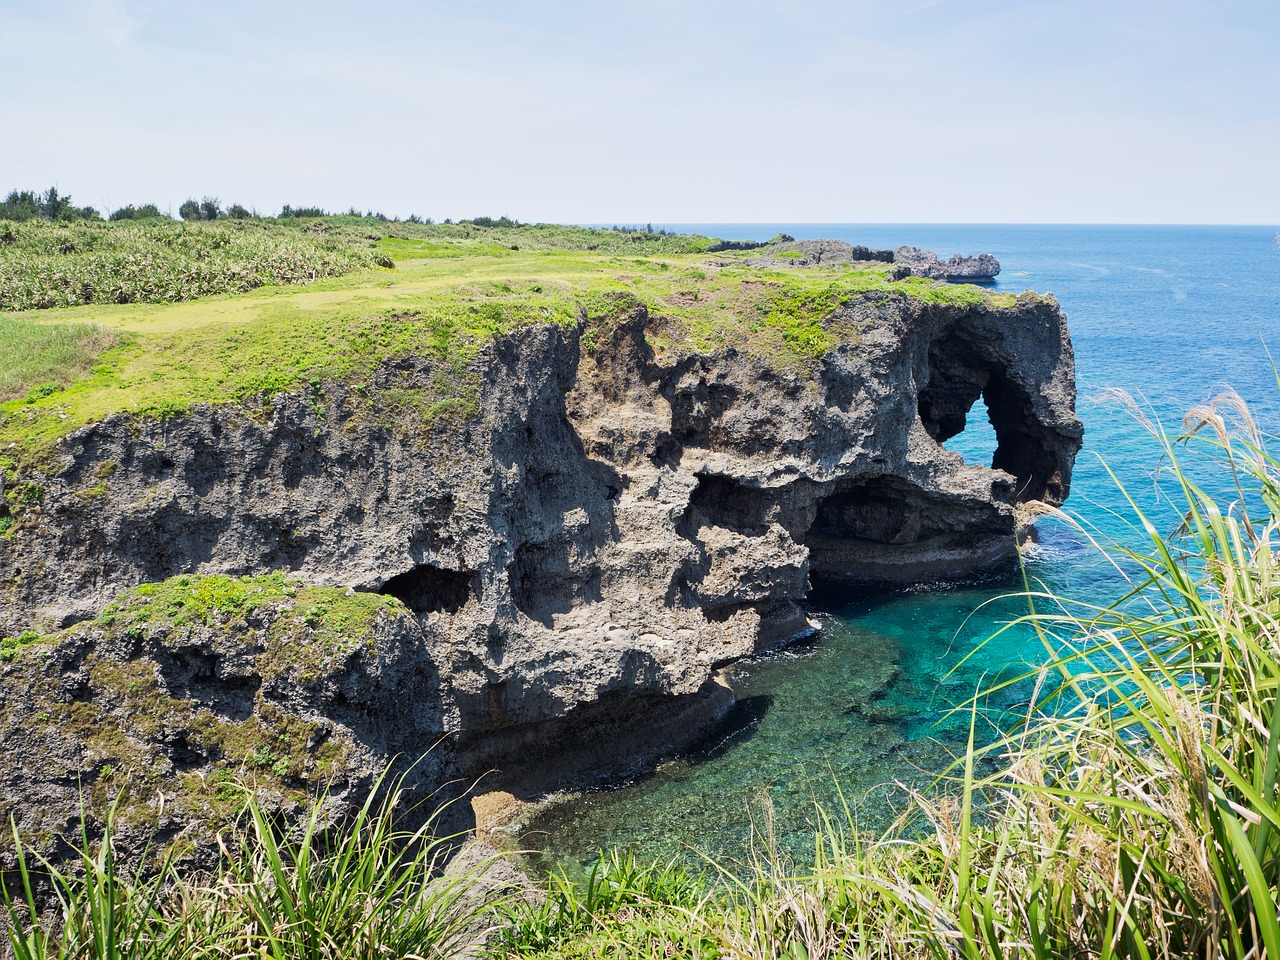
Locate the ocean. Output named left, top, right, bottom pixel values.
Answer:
left=523, top=224, right=1280, bottom=873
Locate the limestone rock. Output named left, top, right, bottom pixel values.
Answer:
left=0, top=283, right=1080, bottom=836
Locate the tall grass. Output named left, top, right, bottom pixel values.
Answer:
left=0, top=317, right=118, bottom=401
left=731, top=390, right=1280, bottom=958
left=2, top=776, right=493, bottom=959
left=7, top=388, right=1280, bottom=958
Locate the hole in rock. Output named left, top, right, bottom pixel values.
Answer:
left=381, top=565, right=474, bottom=615
left=916, top=325, right=1063, bottom=503
left=680, top=474, right=770, bottom=535
left=942, top=393, right=1000, bottom=468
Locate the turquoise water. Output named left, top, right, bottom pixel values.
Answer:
left=525, top=225, right=1280, bottom=873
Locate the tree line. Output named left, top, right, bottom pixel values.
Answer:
left=0, top=188, right=435, bottom=225
left=2, top=188, right=671, bottom=235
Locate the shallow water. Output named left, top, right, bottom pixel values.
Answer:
left=524, top=224, right=1280, bottom=874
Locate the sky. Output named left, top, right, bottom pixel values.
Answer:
left=3, top=0, right=1278, bottom=224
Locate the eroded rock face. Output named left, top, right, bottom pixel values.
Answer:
left=742, top=239, right=1000, bottom=282
left=0, top=586, right=444, bottom=874
left=892, top=245, right=1002, bottom=283
left=0, top=290, right=1080, bottom=800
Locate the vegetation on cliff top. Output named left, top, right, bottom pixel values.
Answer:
left=0, top=217, right=1013, bottom=471
left=0, top=219, right=383, bottom=312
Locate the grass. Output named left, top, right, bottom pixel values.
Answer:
left=0, top=316, right=119, bottom=401
left=5, top=390, right=1280, bottom=956
left=2, top=773, right=489, bottom=960
left=0, top=219, right=1014, bottom=472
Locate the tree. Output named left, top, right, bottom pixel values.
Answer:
left=0, top=190, right=42, bottom=221
left=41, top=187, right=68, bottom=219
left=0, top=187, right=99, bottom=221
left=109, top=203, right=166, bottom=221
left=179, top=197, right=222, bottom=220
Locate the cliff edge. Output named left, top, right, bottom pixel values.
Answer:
left=0, top=237, right=1080, bottom=864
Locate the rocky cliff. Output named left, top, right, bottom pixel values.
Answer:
left=0, top=280, right=1080, bottom=857
left=742, top=239, right=1001, bottom=282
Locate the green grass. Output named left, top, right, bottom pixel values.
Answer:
left=0, top=316, right=119, bottom=400
left=0, top=224, right=1011, bottom=471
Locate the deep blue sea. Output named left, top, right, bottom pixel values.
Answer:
left=526, top=225, right=1280, bottom=873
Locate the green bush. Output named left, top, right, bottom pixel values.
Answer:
left=2, top=188, right=100, bottom=222
left=108, top=204, right=166, bottom=222
left=179, top=197, right=221, bottom=221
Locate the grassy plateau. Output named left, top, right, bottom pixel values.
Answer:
left=0, top=217, right=1004, bottom=473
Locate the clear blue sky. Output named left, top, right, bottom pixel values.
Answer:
left=4, top=0, right=1277, bottom=224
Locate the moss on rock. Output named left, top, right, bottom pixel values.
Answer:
left=0, top=571, right=441, bottom=872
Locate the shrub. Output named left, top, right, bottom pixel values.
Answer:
left=108, top=204, right=166, bottom=221
left=179, top=197, right=221, bottom=221
left=1, top=188, right=100, bottom=222
left=279, top=204, right=328, bottom=218
left=469, top=215, right=523, bottom=229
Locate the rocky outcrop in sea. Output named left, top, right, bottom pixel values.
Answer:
left=742, top=239, right=1001, bottom=282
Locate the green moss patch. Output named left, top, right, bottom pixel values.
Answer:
left=97, top=571, right=404, bottom=638
left=1, top=571, right=414, bottom=835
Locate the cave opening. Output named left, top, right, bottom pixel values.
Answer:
left=381, top=565, right=474, bottom=615
left=916, top=327, right=1062, bottom=503
left=807, top=475, right=936, bottom=549
left=679, top=474, right=770, bottom=536
left=803, top=473, right=1016, bottom=581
